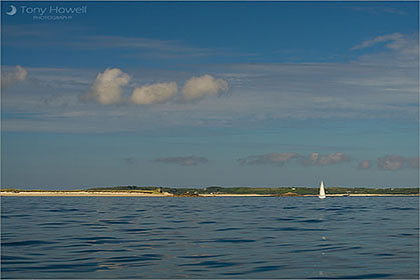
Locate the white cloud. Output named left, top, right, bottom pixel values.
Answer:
left=2, top=32, right=418, bottom=133
left=83, top=68, right=130, bottom=105
left=301, top=152, right=350, bottom=166
left=319, top=153, right=350, bottom=165
left=377, top=155, right=419, bottom=170
left=182, top=74, right=228, bottom=101
left=154, top=155, right=208, bottom=166
left=351, top=33, right=404, bottom=50
left=1, top=65, right=27, bottom=89
left=130, top=82, right=177, bottom=105
left=238, top=152, right=352, bottom=167
left=238, top=152, right=299, bottom=166
left=351, top=32, right=418, bottom=56
left=377, top=155, right=404, bottom=170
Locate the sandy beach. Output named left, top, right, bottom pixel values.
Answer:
left=0, top=191, right=173, bottom=197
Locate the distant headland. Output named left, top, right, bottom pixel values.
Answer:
left=1, top=186, right=418, bottom=197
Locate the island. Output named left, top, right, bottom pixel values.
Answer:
left=0, top=186, right=418, bottom=197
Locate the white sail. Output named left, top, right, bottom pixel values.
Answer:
left=319, top=181, right=326, bottom=199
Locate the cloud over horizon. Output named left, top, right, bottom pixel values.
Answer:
left=358, top=160, right=372, bottom=169
left=182, top=74, right=228, bottom=101
left=238, top=152, right=352, bottom=167
left=154, top=155, right=209, bottom=166
left=130, top=82, right=178, bottom=104
left=1, top=65, right=27, bottom=89
left=237, top=153, right=420, bottom=171
left=82, top=68, right=130, bottom=104
left=300, top=152, right=351, bottom=166
left=377, top=155, right=419, bottom=170
left=238, top=152, right=299, bottom=166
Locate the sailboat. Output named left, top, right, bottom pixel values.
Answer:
left=319, top=181, right=326, bottom=199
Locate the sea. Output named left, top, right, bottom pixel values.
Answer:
left=1, top=196, right=419, bottom=279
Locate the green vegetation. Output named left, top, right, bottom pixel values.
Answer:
left=79, top=185, right=420, bottom=196
left=87, top=186, right=161, bottom=193
left=1, top=186, right=418, bottom=196
left=1, top=188, right=22, bottom=193
left=203, top=186, right=318, bottom=195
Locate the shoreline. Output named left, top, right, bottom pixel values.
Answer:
left=0, top=191, right=172, bottom=197
left=1, top=191, right=418, bottom=197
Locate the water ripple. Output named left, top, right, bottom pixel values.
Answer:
left=1, top=196, right=418, bottom=279
left=2, top=240, right=55, bottom=246
left=180, top=260, right=239, bottom=268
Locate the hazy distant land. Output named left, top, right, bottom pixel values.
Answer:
left=1, top=186, right=418, bottom=197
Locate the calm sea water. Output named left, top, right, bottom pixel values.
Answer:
left=1, top=196, right=419, bottom=279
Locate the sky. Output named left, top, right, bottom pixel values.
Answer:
left=1, top=1, right=419, bottom=189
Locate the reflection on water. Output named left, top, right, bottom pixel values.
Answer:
left=1, top=196, right=419, bottom=278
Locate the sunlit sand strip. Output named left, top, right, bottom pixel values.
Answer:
left=1, top=192, right=274, bottom=197
left=0, top=191, right=173, bottom=197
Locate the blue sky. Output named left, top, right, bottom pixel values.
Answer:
left=1, top=1, right=419, bottom=189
